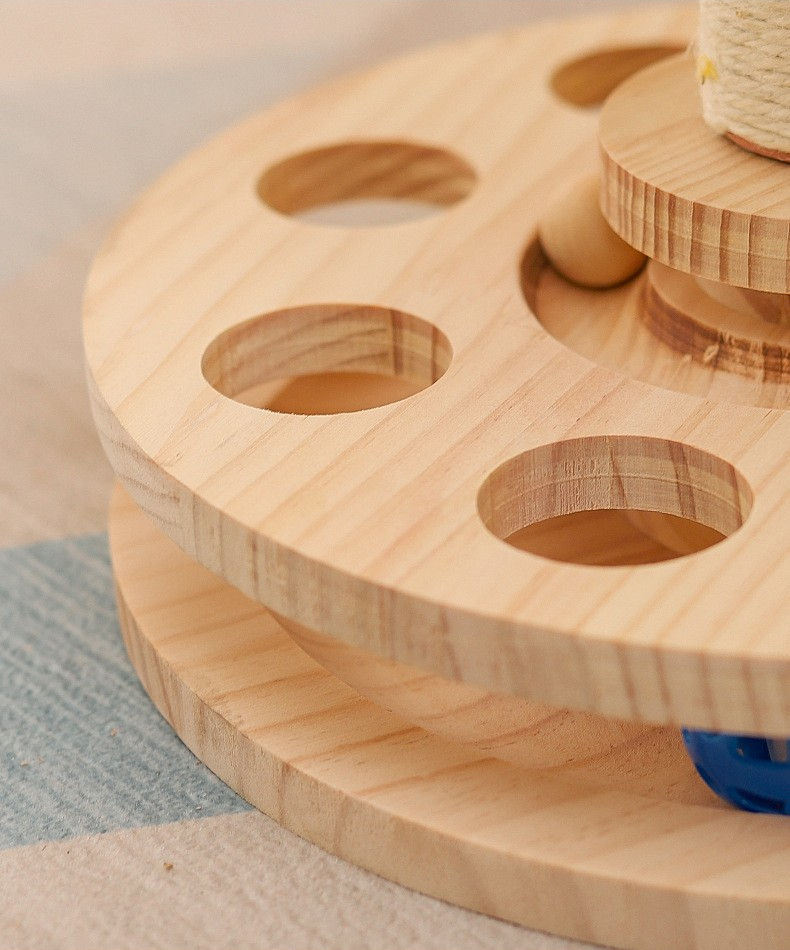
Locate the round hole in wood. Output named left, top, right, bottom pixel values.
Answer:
left=521, top=238, right=790, bottom=410
left=202, top=304, right=452, bottom=414
left=477, top=436, right=752, bottom=566
left=257, top=140, right=477, bottom=226
left=550, top=44, right=685, bottom=108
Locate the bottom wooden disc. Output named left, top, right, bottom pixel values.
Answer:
left=109, top=484, right=790, bottom=950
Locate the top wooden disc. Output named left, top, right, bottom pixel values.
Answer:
left=83, top=4, right=790, bottom=734
left=599, top=54, right=790, bottom=293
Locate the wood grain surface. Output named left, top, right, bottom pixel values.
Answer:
left=532, top=244, right=790, bottom=411
left=83, top=3, right=790, bottom=733
left=3, top=4, right=767, bottom=950
left=642, top=261, right=790, bottom=382
left=3, top=0, right=655, bottom=549
left=600, top=54, right=790, bottom=293
left=110, top=483, right=790, bottom=950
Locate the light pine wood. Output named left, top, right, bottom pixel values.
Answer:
left=241, top=364, right=729, bottom=781
left=12, top=7, right=731, bottom=950
left=110, top=485, right=790, bottom=950
left=528, top=242, right=790, bottom=411
left=195, top=321, right=731, bottom=780
left=548, top=41, right=684, bottom=107
left=695, top=274, right=790, bottom=327
left=84, top=3, right=790, bottom=738
left=599, top=53, right=790, bottom=294
left=276, top=611, right=720, bottom=802
left=623, top=509, right=725, bottom=558
left=642, top=261, right=790, bottom=382
left=538, top=172, right=646, bottom=288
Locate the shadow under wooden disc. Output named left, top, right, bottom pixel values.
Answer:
left=110, top=484, right=790, bottom=950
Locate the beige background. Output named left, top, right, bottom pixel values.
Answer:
left=1, top=2, right=682, bottom=947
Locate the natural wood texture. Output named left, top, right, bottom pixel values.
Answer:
left=622, top=509, right=724, bottom=558
left=695, top=273, right=790, bottom=327
left=258, top=141, right=477, bottom=215
left=538, top=172, right=646, bottom=288
left=201, top=303, right=453, bottom=411
left=599, top=54, right=790, bottom=293
left=6, top=6, right=709, bottom=950
left=510, top=507, right=723, bottom=564
left=110, top=485, right=790, bottom=950
left=201, top=311, right=725, bottom=777
left=278, top=609, right=720, bottom=802
left=239, top=371, right=423, bottom=415
left=206, top=321, right=726, bottom=779
left=549, top=42, right=684, bottom=107
left=83, top=4, right=790, bottom=735
left=528, top=242, right=790, bottom=411
left=642, top=261, right=790, bottom=382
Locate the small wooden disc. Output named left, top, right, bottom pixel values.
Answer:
left=599, top=55, right=790, bottom=293
left=110, top=485, right=790, bottom=950
left=641, top=261, right=790, bottom=383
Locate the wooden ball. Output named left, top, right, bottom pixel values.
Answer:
left=538, top=173, right=646, bottom=288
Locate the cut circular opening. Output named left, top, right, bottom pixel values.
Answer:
left=477, top=436, right=752, bottom=566
left=550, top=44, right=685, bottom=108
left=521, top=238, right=790, bottom=410
left=202, top=304, right=452, bottom=414
left=257, top=140, right=477, bottom=226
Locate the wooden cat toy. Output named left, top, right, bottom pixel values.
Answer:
left=83, top=3, right=790, bottom=947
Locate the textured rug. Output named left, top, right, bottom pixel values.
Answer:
left=0, top=533, right=251, bottom=849
left=0, top=531, right=573, bottom=950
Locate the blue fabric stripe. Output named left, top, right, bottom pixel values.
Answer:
left=0, top=533, right=250, bottom=849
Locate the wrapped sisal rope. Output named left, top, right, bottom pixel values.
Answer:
left=697, top=0, right=790, bottom=160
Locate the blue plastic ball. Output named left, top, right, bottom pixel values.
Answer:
left=682, top=729, right=790, bottom=814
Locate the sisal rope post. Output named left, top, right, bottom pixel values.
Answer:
left=697, top=0, right=790, bottom=161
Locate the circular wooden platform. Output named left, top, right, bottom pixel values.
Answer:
left=110, top=485, right=790, bottom=950
left=83, top=3, right=790, bottom=735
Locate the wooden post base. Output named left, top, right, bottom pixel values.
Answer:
left=110, top=484, right=790, bottom=950
left=640, top=261, right=790, bottom=383
left=727, top=132, right=790, bottom=165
